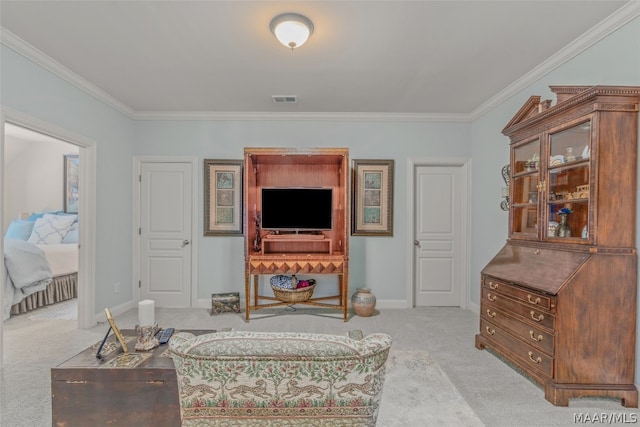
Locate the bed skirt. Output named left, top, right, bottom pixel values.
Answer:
left=10, top=273, right=78, bottom=315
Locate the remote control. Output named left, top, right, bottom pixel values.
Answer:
left=157, top=328, right=175, bottom=345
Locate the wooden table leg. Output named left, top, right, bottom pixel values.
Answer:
left=341, top=266, right=349, bottom=321
left=244, top=271, right=250, bottom=322
left=253, top=275, right=259, bottom=306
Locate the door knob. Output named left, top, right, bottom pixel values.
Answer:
left=414, top=240, right=420, bottom=246
left=182, top=240, right=190, bottom=247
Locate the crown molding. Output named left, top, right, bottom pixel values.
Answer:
left=0, top=26, right=470, bottom=123
left=2, top=0, right=638, bottom=124
left=470, top=0, right=640, bottom=121
left=132, top=110, right=472, bottom=122
left=0, top=28, right=137, bottom=119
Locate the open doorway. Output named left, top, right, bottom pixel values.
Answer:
left=0, top=111, right=97, bottom=366
left=3, top=123, right=80, bottom=321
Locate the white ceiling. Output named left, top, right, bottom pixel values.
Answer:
left=0, top=1, right=634, bottom=119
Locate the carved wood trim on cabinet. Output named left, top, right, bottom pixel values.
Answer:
left=477, top=86, right=640, bottom=407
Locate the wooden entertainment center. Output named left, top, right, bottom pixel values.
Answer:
left=243, top=147, right=350, bottom=321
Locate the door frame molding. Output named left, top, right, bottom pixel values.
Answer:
left=406, top=157, right=472, bottom=309
left=0, top=107, right=97, bottom=365
left=133, top=156, right=198, bottom=307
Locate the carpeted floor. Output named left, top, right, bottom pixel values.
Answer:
left=378, top=350, right=482, bottom=426
left=2, top=306, right=639, bottom=426
left=26, top=299, right=77, bottom=321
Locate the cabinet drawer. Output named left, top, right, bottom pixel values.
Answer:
left=480, top=319, right=553, bottom=378
left=481, top=288, right=555, bottom=330
left=483, top=276, right=555, bottom=311
left=481, top=303, right=554, bottom=355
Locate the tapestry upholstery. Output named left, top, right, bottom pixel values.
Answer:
left=168, top=330, right=392, bottom=426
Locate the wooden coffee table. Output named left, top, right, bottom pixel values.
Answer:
left=51, top=329, right=213, bottom=427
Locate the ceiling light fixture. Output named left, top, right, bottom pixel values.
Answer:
left=270, top=13, right=314, bottom=50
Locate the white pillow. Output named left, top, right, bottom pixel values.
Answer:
left=43, top=212, right=78, bottom=223
left=27, top=215, right=76, bottom=244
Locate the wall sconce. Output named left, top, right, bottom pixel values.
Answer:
left=270, top=13, right=314, bottom=50
left=500, top=164, right=510, bottom=211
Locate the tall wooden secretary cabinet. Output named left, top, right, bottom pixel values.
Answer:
left=243, top=147, right=350, bottom=321
left=476, top=86, right=640, bottom=407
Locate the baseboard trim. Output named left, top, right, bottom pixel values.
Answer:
left=196, top=297, right=410, bottom=311
left=94, top=300, right=136, bottom=324
left=96, top=297, right=473, bottom=321
left=467, top=300, right=480, bottom=315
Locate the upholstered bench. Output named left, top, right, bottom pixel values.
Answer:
left=168, top=330, right=392, bottom=426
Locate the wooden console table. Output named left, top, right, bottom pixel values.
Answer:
left=51, top=329, right=213, bottom=426
left=245, top=254, right=348, bottom=322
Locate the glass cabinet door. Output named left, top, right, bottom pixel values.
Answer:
left=545, top=121, right=591, bottom=241
left=510, top=138, right=540, bottom=237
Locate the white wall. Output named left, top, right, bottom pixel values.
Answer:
left=134, top=120, right=471, bottom=301
left=4, top=135, right=78, bottom=230
left=1, top=44, right=136, bottom=312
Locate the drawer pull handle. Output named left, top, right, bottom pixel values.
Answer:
left=487, top=293, right=497, bottom=302
left=486, top=309, right=496, bottom=318
left=529, top=330, right=543, bottom=342
left=527, top=295, right=541, bottom=305
left=528, top=351, right=542, bottom=364
left=530, top=311, right=544, bottom=322
left=534, top=249, right=541, bottom=255
left=489, top=282, right=498, bottom=290
left=485, top=326, right=495, bottom=336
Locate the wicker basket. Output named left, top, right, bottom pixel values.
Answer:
left=271, top=283, right=316, bottom=303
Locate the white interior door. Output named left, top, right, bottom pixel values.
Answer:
left=414, top=164, right=464, bottom=306
left=139, top=161, right=193, bottom=307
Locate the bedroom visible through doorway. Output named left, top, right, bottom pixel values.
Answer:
left=3, top=123, right=80, bottom=321
left=1, top=112, right=97, bottom=367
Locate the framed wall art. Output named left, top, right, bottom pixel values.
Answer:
left=204, top=159, right=243, bottom=236
left=64, top=154, right=79, bottom=213
left=352, top=159, right=394, bottom=236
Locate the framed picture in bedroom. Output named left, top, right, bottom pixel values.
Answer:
left=204, top=159, right=243, bottom=236
left=351, top=159, right=394, bottom=236
left=64, top=154, right=79, bottom=213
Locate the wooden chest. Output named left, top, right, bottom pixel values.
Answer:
left=51, top=329, right=213, bottom=426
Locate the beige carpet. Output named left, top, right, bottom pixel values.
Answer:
left=378, top=350, right=483, bottom=426
left=5, top=306, right=639, bottom=426
left=2, top=312, right=484, bottom=427
left=26, top=298, right=77, bottom=321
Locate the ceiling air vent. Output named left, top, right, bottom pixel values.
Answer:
left=272, top=95, right=297, bottom=104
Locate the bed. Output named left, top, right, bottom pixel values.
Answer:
left=8, top=243, right=78, bottom=316
left=3, top=212, right=79, bottom=320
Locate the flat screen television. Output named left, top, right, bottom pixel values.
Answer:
left=261, top=188, right=333, bottom=231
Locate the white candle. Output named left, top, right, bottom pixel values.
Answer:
left=138, top=300, right=155, bottom=326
